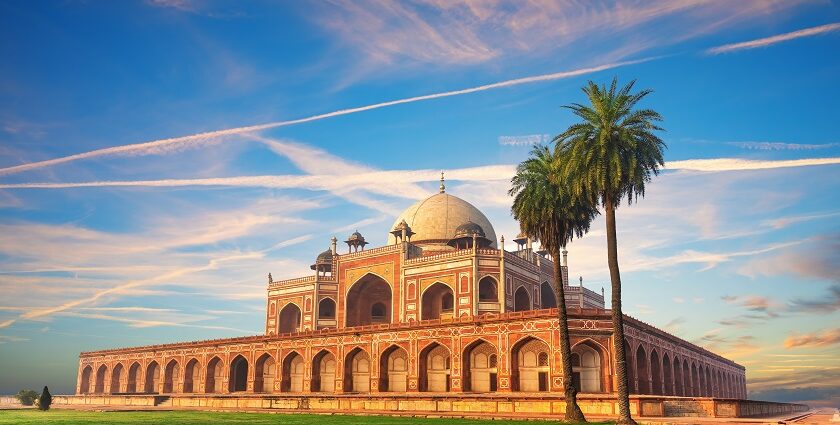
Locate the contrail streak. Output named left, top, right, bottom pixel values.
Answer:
left=1, top=158, right=837, bottom=191
left=0, top=58, right=653, bottom=177
left=706, top=22, right=840, bottom=54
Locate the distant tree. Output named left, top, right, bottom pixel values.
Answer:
left=38, top=386, right=52, bottom=411
left=556, top=77, right=665, bottom=425
left=510, top=144, right=599, bottom=423
left=15, top=389, right=38, bottom=406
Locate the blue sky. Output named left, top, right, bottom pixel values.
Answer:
left=1, top=0, right=839, bottom=406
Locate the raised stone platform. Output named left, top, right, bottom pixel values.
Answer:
left=51, top=393, right=807, bottom=420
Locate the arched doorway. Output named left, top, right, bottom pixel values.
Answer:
left=110, top=363, right=124, bottom=394
left=462, top=339, right=497, bottom=392
left=624, top=341, right=635, bottom=393
left=278, top=303, right=302, bottom=334
left=205, top=357, right=223, bottom=394
left=229, top=355, right=248, bottom=392
left=421, top=282, right=455, bottom=320
left=255, top=353, right=275, bottom=393
left=183, top=359, right=199, bottom=393
left=673, top=357, right=684, bottom=396
left=95, top=365, right=107, bottom=394
left=79, top=365, right=92, bottom=394
left=311, top=350, right=336, bottom=393
left=683, top=361, right=691, bottom=397
left=281, top=352, right=304, bottom=392
left=650, top=349, right=661, bottom=395
left=164, top=360, right=180, bottom=393
left=144, top=361, right=159, bottom=394
left=513, top=286, right=531, bottom=312
left=418, top=343, right=450, bottom=392
left=572, top=342, right=604, bottom=393
left=478, top=277, right=498, bottom=302
left=540, top=282, right=557, bottom=308
left=511, top=337, right=550, bottom=392
left=690, top=363, right=699, bottom=397
left=635, top=345, right=649, bottom=394
left=379, top=345, right=408, bottom=392
left=127, top=362, right=141, bottom=393
left=344, top=348, right=371, bottom=392
left=318, top=298, right=336, bottom=328
left=662, top=354, right=672, bottom=395
left=346, top=274, right=392, bottom=327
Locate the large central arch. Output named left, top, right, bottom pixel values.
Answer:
left=345, top=274, right=392, bottom=327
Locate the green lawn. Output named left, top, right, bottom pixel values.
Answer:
left=0, top=410, right=613, bottom=424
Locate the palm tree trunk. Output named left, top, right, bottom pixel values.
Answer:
left=605, top=198, right=637, bottom=425
left=552, top=246, right=586, bottom=422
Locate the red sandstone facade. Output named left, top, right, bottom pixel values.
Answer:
left=76, top=187, right=747, bottom=404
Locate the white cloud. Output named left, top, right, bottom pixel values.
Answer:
left=707, top=22, right=840, bottom=54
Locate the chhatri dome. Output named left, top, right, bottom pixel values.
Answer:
left=386, top=172, right=497, bottom=248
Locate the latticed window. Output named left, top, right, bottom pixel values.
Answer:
left=538, top=352, right=549, bottom=366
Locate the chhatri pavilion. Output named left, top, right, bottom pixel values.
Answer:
left=71, top=176, right=801, bottom=419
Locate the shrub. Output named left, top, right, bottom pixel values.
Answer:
left=38, top=386, right=52, bottom=411
left=15, top=389, right=38, bottom=406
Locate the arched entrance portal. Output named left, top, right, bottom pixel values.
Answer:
left=278, top=303, right=301, bottom=334
left=540, top=282, right=557, bottom=308
left=421, top=282, right=454, bottom=320
left=513, top=286, right=531, bottom=312
left=183, top=359, right=199, bottom=393
left=205, top=357, right=223, bottom=394
left=511, top=337, right=550, bottom=391
left=79, top=366, right=92, bottom=394
left=462, top=340, right=497, bottom=392
left=346, top=274, right=392, bottom=327
left=144, top=361, right=159, bottom=394
left=311, top=350, right=336, bottom=393
left=164, top=360, right=180, bottom=393
left=344, top=348, right=371, bottom=393
left=379, top=345, right=408, bottom=392
left=229, top=355, right=248, bottom=392
left=95, top=365, right=107, bottom=394
left=419, top=343, right=450, bottom=392
left=110, top=363, right=124, bottom=394
left=127, top=362, right=141, bottom=393
left=281, top=352, right=304, bottom=392
left=255, top=353, right=275, bottom=393
left=572, top=341, right=604, bottom=393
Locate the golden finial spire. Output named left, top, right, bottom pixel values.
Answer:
left=439, top=170, right=445, bottom=193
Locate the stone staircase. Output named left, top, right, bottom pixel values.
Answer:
left=153, top=395, right=171, bottom=407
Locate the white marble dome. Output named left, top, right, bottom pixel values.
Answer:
left=386, top=192, right=497, bottom=248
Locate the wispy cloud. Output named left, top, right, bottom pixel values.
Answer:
left=785, top=328, right=840, bottom=349
left=0, top=58, right=650, bottom=177
left=707, top=22, right=840, bottom=54
left=664, top=157, right=840, bottom=172
left=729, top=141, right=840, bottom=151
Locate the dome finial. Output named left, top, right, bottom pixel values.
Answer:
left=439, top=170, right=445, bottom=193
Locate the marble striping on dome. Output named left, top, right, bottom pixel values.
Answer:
left=386, top=192, right=497, bottom=248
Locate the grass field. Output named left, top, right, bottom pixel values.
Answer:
left=0, top=410, right=612, bottom=424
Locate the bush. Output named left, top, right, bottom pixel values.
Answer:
left=38, top=386, right=52, bottom=411
left=15, top=389, right=38, bottom=406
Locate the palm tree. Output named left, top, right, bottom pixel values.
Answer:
left=510, top=144, right=599, bottom=423
left=555, top=77, right=665, bottom=425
